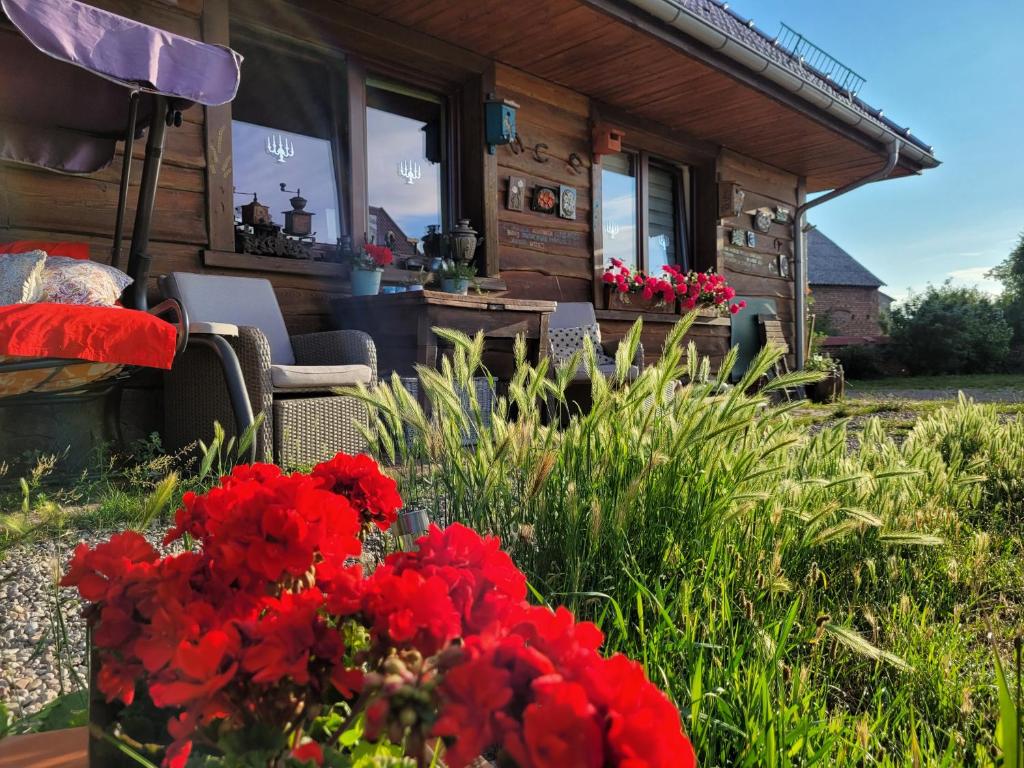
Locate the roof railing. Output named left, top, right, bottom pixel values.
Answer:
left=774, top=22, right=866, bottom=97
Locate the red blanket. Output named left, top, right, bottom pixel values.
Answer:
left=0, top=303, right=176, bottom=369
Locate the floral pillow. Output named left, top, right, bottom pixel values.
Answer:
left=39, top=256, right=133, bottom=306
left=548, top=323, right=615, bottom=366
left=0, top=250, right=47, bottom=304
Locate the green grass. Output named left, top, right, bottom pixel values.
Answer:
left=848, top=373, right=1024, bottom=394
left=345, top=319, right=1024, bottom=767
left=4, top=325, right=1023, bottom=765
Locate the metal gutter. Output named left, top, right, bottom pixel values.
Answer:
left=623, top=0, right=937, bottom=169
left=793, top=140, right=901, bottom=368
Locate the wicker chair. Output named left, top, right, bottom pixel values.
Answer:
left=161, top=273, right=377, bottom=467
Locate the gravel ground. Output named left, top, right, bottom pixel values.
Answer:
left=0, top=530, right=114, bottom=720
left=0, top=526, right=393, bottom=720
left=847, top=387, right=1024, bottom=403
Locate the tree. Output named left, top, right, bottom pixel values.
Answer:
left=890, top=281, right=1012, bottom=374
left=989, top=231, right=1024, bottom=345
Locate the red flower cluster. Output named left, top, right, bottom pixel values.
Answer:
left=362, top=243, right=394, bottom=268
left=602, top=258, right=676, bottom=305
left=63, top=458, right=695, bottom=768
left=662, top=265, right=747, bottom=315
left=602, top=259, right=747, bottom=315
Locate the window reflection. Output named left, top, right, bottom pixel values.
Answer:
left=647, top=162, right=678, bottom=275
left=601, top=153, right=638, bottom=270
left=231, top=121, right=341, bottom=245
left=366, top=84, right=444, bottom=258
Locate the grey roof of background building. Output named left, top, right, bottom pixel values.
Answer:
left=807, top=228, right=884, bottom=288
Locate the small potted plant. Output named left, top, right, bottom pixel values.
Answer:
left=804, top=353, right=845, bottom=403
left=437, top=258, right=476, bottom=295
left=350, top=243, right=393, bottom=296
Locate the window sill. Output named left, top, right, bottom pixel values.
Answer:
left=202, top=250, right=507, bottom=291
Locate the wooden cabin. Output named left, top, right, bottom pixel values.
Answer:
left=0, top=0, right=937, bottom=428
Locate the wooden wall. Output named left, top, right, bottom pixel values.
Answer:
left=493, top=65, right=593, bottom=305
left=717, top=150, right=800, bottom=360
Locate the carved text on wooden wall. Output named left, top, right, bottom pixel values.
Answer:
left=501, top=222, right=588, bottom=253
left=723, top=246, right=782, bottom=278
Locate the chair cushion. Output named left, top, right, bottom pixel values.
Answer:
left=549, top=301, right=598, bottom=331
left=165, top=272, right=295, bottom=365
left=189, top=321, right=239, bottom=336
left=271, top=363, right=373, bottom=390
left=0, top=250, right=46, bottom=304
left=549, top=323, right=615, bottom=367
left=39, top=255, right=132, bottom=306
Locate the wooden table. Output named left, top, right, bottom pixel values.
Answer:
left=331, top=291, right=556, bottom=379
left=0, top=726, right=87, bottom=768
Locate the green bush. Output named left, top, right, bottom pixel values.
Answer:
left=833, top=343, right=890, bottom=379
left=345, top=318, right=1023, bottom=766
left=890, top=282, right=1012, bottom=374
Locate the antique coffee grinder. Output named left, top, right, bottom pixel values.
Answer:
left=280, top=183, right=314, bottom=238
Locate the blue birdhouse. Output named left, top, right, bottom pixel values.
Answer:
left=485, top=97, right=519, bottom=155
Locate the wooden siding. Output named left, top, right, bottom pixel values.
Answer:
left=717, top=149, right=799, bottom=361
left=494, top=65, right=593, bottom=305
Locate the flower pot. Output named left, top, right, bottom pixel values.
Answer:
left=605, top=286, right=673, bottom=314
left=806, top=368, right=845, bottom=403
left=440, top=277, right=470, bottom=295
left=350, top=268, right=382, bottom=296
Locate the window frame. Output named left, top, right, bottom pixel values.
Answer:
left=227, top=27, right=351, bottom=256
left=220, top=23, right=463, bottom=259
left=363, top=76, right=455, bottom=246
left=599, top=149, right=692, bottom=278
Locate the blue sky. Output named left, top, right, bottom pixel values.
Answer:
left=745, top=0, right=1024, bottom=301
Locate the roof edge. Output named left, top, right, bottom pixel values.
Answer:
left=621, top=0, right=940, bottom=171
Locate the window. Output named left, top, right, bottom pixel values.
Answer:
left=601, top=152, right=691, bottom=275
left=366, top=81, right=446, bottom=256
left=230, top=36, right=344, bottom=246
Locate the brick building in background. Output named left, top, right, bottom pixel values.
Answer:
left=808, top=229, right=891, bottom=343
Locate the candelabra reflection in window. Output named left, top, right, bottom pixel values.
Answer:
left=397, top=160, right=422, bottom=185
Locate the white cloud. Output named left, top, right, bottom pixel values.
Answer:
left=946, top=266, right=1003, bottom=295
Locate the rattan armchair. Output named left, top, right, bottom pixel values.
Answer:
left=161, top=273, right=377, bottom=467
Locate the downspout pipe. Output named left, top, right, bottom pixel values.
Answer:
left=793, top=139, right=901, bottom=368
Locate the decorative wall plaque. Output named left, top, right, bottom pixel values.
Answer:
left=718, top=182, right=745, bottom=219
left=558, top=185, right=577, bottom=220
left=531, top=186, right=558, bottom=214
left=754, top=208, right=773, bottom=233
left=778, top=253, right=790, bottom=278
left=729, top=229, right=745, bottom=247
left=746, top=230, right=757, bottom=248
left=507, top=176, right=525, bottom=211
left=774, top=206, right=791, bottom=224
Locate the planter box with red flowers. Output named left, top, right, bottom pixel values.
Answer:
left=63, top=453, right=696, bottom=768
left=603, top=261, right=746, bottom=317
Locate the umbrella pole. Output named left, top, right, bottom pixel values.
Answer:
left=124, top=96, right=172, bottom=312
left=110, top=91, right=140, bottom=271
